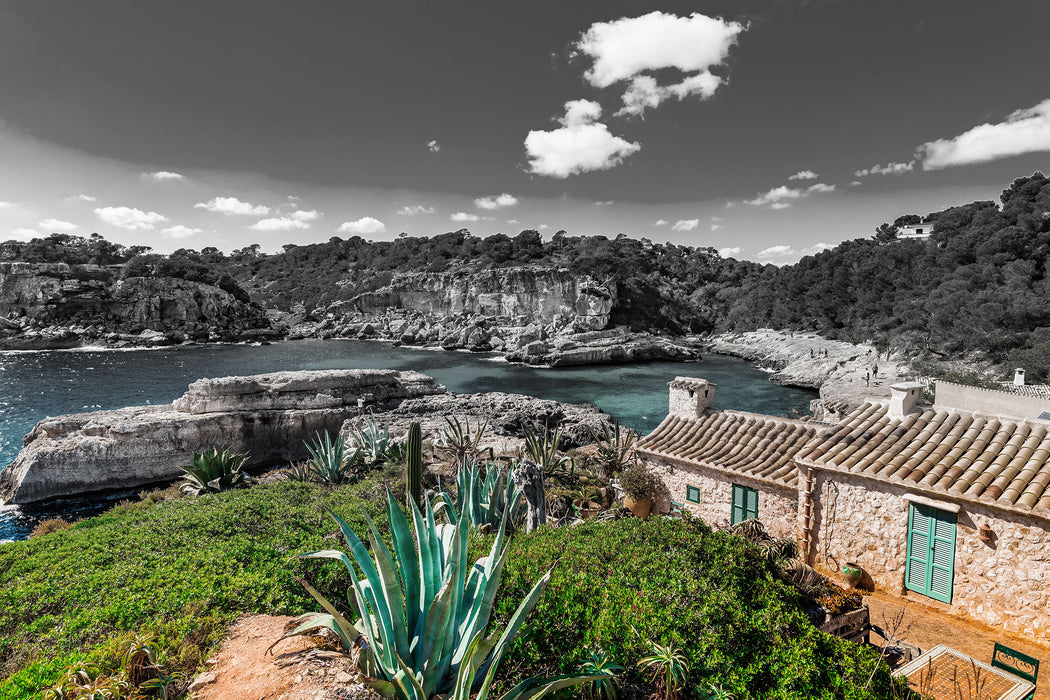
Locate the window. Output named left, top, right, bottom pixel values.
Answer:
left=685, top=485, right=701, bottom=504
left=731, top=484, right=758, bottom=525
left=905, top=503, right=956, bottom=603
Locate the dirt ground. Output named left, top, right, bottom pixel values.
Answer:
left=189, top=615, right=379, bottom=700
left=867, top=591, right=1049, bottom=699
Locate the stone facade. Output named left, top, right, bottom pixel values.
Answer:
left=805, top=466, right=1050, bottom=642
left=648, top=454, right=798, bottom=537
left=667, top=377, right=715, bottom=419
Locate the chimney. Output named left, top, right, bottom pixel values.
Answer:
left=1014, top=368, right=1026, bottom=386
left=888, top=382, right=924, bottom=418
left=668, top=377, right=716, bottom=419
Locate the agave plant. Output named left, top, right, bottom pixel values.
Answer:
left=302, top=431, right=360, bottom=485
left=438, top=416, right=494, bottom=463
left=578, top=649, right=623, bottom=700
left=347, top=412, right=392, bottom=465
left=179, top=448, right=248, bottom=496
left=637, top=640, right=689, bottom=700
left=279, top=491, right=601, bottom=700
left=522, top=425, right=573, bottom=477
left=591, top=422, right=636, bottom=480
left=434, top=459, right=523, bottom=531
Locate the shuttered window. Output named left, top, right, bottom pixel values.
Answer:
left=685, top=485, right=701, bottom=503
left=905, top=502, right=956, bottom=604
left=731, top=484, right=758, bottom=525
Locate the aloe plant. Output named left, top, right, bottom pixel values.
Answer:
left=522, top=425, right=573, bottom=476
left=434, top=459, right=523, bottom=531
left=579, top=649, right=623, bottom=700
left=281, top=491, right=600, bottom=700
left=179, top=448, right=248, bottom=495
left=591, top=422, right=636, bottom=479
left=438, top=416, right=494, bottom=463
left=302, top=431, right=360, bottom=484
left=637, top=640, right=689, bottom=700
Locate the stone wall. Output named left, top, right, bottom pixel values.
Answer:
left=806, top=467, right=1050, bottom=642
left=647, top=454, right=798, bottom=537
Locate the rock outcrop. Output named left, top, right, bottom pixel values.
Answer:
left=0, top=262, right=276, bottom=349
left=0, top=369, right=443, bottom=504
left=504, top=327, right=701, bottom=366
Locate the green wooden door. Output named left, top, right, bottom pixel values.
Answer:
left=731, top=484, right=759, bottom=525
left=905, top=503, right=956, bottom=603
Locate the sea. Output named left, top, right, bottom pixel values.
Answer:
left=0, top=339, right=815, bottom=542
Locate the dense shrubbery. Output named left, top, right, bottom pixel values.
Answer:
left=494, top=516, right=897, bottom=699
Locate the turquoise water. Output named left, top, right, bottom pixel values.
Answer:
left=0, top=339, right=815, bottom=540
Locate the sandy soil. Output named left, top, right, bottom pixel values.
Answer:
left=189, top=615, right=379, bottom=700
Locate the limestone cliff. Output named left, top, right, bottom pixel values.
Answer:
left=0, top=369, right=443, bottom=504
left=0, top=262, right=274, bottom=348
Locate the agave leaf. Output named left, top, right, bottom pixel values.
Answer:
left=289, top=578, right=358, bottom=649
left=493, top=673, right=609, bottom=700
left=418, top=571, right=456, bottom=696
left=386, top=492, right=422, bottom=643
left=266, top=612, right=351, bottom=655
left=362, top=509, right=411, bottom=664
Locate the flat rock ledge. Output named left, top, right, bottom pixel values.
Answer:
left=0, top=369, right=443, bottom=504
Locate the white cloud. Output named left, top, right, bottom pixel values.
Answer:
left=538, top=224, right=549, bottom=230
left=38, top=218, right=79, bottom=232
left=289, top=209, right=320, bottom=222
left=162, top=225, right=203, bottom=239
left=507, top=219, right=520, bottom=224
left=250, top=216, right=310, bottom=231
left=398, top=204, right=435, bottom=216
left=849, top=180, right=863, bottom=187
left=474, top=193, right=519, bottom=210
left=67, top=194, right=97, bottom=202
left=427, top=140, right=441, bottom=153
left=10, top=228, right=37, bottom=240
left=807, top=183, right=835, bottom=193
left=757, top=244, right=793, bottom=260
left=745, top=186, right=804, bottom=207
left=710, top=223, right=723, bottom=231
left=450, top=212, right=480, bottom=222
left=671, top=218, right=700, bottom=231
left=0, top=201, right=17, bottom=208
left=920, top=98, right=1050, bottom=169
left=757, top=242, right=835, bottom=263
left=144, top=171, right=186, bottom=181
left=854, top=161, right=914, bottom=177
left=337, top=217, right=386, bottom=235
left=788, top=170, right=818, bottom=180
left=194, top=196, right=270, bottom=216
left=594, top=200, right=614, bottom=206
left=525, top=100, right=641, bottom=178
left=718, top=246, right=741, bottom=258
left=770, top=202, right=792, bottom=210
left=575, top=11, right=746, bottom=117
left=654, top=219, right=669, bottom=227
left=94, top=207, right=168, bottom=231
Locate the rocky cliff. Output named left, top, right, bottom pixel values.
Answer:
left=0, top=369, right=444, bottom=504
left=0, top=262, right=275, bottom=349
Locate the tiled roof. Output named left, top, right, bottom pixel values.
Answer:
left=796, top=402, right=1050, bottom=513
left=637, top=410, right=829, bottom=488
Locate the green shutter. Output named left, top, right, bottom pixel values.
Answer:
left=686, top=485, right=701, bottom=503
left=905, top=503, right=956, bottom=604
left=731, top=484, right=759, bottom=525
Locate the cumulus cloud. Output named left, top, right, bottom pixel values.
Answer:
left=398, top=205, right=435, bottom=216
left=745, top=182, right=836, bottom=208
left=289, top=209, right=320, bottom=222
left=719, top=246, right=741, bottom=258
left=920, top=98, right=1050, bottom=169
left=427, top=140, right=441, bottom=153
left=525, top=100, right=641, bottom=178
left=672, top=219, right=700, bottom=231
left=38, top=218, right=79, bottom=232
left=162, top=225, right=202, bottom=239
left=0, top=201, right=17, bottom=208
left=337, top=217, right=386, bottom=235
left=94, top=207, right=168, bottom=231
left=806, top=183, right=835, bottom=193
left=474, top=193, right=519, bottom=210
left=144, top=171, right=186, bottom=181
left=575, top=11, right=746, bottom=117
left=788, top=170, right=818, bottom=180
left=450, top=212, right=480, bottom=222
left=194, top=196, right=270, bottom=216
left=67, top=194, right=97, bottom=202
left=757, top=242, right=835, bottom=263
left=854, top=161, right=914, bottom=177
left=654, top=219, right=669, bottom=227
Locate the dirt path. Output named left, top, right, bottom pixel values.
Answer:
left=868, top=592, right=1049, bottom=699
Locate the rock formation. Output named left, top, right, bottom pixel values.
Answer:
left=0, top=369, right=443, bottom=504
left=0, top=262, right=276, bottom=349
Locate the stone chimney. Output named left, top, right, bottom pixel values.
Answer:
left=888, top=382, right=924, bottom=418
left=1014, top=368, right=1026, bottom=386
left=668, top=377, right=716, bottom=419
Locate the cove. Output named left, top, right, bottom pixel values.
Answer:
left=0, top=339, right=815, bottom=541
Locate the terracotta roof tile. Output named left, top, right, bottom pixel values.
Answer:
left=797, top=402, right=1050, bottom=515
left=637, top=410, right=828, bottom=488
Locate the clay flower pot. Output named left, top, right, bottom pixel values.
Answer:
left=574, top=499, right=602, bottom=519
left=978, top=526, right=995, bottom=544
left=842, top=562, right=864, bottom=588
left=623, top=495, right=652, bottom=520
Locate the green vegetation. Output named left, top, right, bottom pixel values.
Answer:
left=435, top=459, right=523, bottom=531
left=298, top=431, right=360, bottom=485
left=177, top=448, right=247, bottom=496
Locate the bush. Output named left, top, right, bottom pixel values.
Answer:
left=29, top=518, right=71, bottom=538
left=492, top=517, right=897, bottom=699
left=617, top=463, right=663, bottom=501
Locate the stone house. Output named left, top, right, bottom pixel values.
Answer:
left=636, top=378, right=830, bottom=539
left=639, top=377, right=1050, bottom=642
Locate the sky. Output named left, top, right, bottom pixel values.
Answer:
left=1, top=0, right=1049, bottom=264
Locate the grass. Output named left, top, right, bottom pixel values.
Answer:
left=0, top=478, right=392, bottom=699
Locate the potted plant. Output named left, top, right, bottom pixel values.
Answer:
left=842, top=561, right=864, bottom=588
left=618, top=463, right=663, bottom=519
